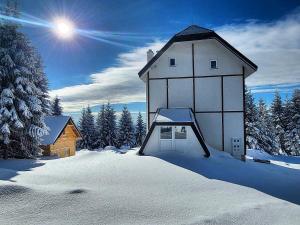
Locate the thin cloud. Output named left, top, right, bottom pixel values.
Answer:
left=50, top=41, right=164, bottom=112
left=51, top=10, right=300, bottom=112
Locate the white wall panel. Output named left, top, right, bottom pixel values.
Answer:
left=149, top=42, right=193, bottom=78
left=195, top=113, right=222, bottom=150
left=195, top=77, right=221, bottom=111
left=168, top=78, right=193, bottom=108
left=194, top=39, right=243, bottom=76
left=224, top=113, right=244, bottom=156
left=223, top=76, right=243, bottom=111
left=149, top=79, right=167, bottom=112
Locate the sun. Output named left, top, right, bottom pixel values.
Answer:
left=53, top=17, right=75, bottom=39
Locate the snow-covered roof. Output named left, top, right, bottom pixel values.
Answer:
left=154, top=108, right=194, bottom=123
left=40, top=116, right=74, bottom=145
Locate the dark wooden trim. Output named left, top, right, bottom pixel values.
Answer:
left=148, top=74, right=243, bottom=80
left=139, top=121, right=210, bottom=157
left=147, top=72, right=150, bottom=130
left=166, top=78, right=169, bottom=108
left=242, top=66, right=247, bottom=156
left=195, top=110, right=244, bottom=113
left=139, top=121, right=156, bottom=155
left=155, top=121, right=194, bottom=126
left=191, top=123, right=210, bottom=157
left=221, top=76, right=224, bottom=151
left=192, top=43, right=196, bottom=112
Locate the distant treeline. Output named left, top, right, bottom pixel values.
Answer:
left=246, top=88, right=300, bottom=155
left=77, top=103, right=146, bottom=150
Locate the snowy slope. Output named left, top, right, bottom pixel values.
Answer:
left=0, top=149, right=300, bottom=225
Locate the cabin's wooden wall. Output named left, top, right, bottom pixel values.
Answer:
left=43, top=124, right=78, bottom=158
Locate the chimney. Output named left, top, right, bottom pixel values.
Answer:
left=147, top=49, right=154, bottom=62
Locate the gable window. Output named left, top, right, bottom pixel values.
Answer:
left=169, top=58, right=176, bottom=67
left=210, top=60, right=217, bottom=69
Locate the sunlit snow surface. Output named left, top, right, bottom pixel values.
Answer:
left=0, top=148, right=300, bottom=225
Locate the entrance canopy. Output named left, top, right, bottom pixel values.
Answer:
left=139, top=108, right=210, bottom=157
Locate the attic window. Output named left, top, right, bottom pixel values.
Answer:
left=169, top=58, right=176, bottom=67
left=210, top=60, right=217, bottom=69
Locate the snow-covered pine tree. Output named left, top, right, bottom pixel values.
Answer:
left=78, top=106, right=96, bottom=150
left=95, top=104, right=106, bottom=148
left=285, top=89, right=300, bottom=155
left=104, top=103, right=117, bottom=147
left=256, top=99, right=279, bottom=154
left=135, top=112, right=146, bottom=146
left=51, top=96, right=63, bottom=116
left=270, top=91, right=286, bottom=153
left=245, top=88, right=260, bottom=149
left=117, top=106, right=134, bottom=148
left=0, top=2, right=50, bottom=159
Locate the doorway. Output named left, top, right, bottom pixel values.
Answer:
left=159, top=126, right=187, bottom=152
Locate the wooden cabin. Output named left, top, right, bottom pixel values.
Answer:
left=40, top=116, right=81, bottom=158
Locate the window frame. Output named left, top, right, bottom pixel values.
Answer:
left=175, top=126, right=187, bottom=139
left=169, top=58, right=176, bottom=67
left=210, top=60, right=218, bottom=69
left=160, top=126, right=173, bottom=140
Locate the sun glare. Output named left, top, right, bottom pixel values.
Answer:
left=53, top=17, right=75, bottom=39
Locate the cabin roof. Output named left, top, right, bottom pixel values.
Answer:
left=40, top=116, right=80, bottom=145
left=138, top=25, right=257, bottom=77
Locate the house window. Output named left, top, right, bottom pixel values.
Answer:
left=210, top=60, right=217, bottom=69
left=175, top=126, right=187, bottom=139
left=160, top=126, right=172, bottom=139
left=169, top=58, right=176, bottom=67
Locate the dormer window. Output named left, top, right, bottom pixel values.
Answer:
left=210, top=60, right=217, bottom=69
left=169, top=58, right=176, bottom=67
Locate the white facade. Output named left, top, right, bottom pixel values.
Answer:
left=139, top=25, right=257, bottom=159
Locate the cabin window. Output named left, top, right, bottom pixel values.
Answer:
left=169, top=58, right=176, bottom=67
left=160, top=126, right=172, bottom=139
left=175, top=126, right=187, bottom=139
left=210, top=60, right=217, bottom=69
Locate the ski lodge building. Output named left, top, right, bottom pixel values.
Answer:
left=138, top=25, right=257, bottom=159
left=40, top=116, right=81, bottom=158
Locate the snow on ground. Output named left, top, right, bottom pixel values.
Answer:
left=247, top=149, right=300, bottom=170
left=0, top=148, right=300, bottom=225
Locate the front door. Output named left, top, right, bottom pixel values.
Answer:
left=160, top=126, right=187, bottom=153
left=160, top=126, right=173, bottom=151
left=174, top=126, right=187, bottom=153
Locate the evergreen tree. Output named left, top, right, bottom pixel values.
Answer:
left=285, top=89, right=300, bottom=155
left=270, top=91, right=285, bottom=152
left=95, top=104, right=106, bottom=148
left=51, top=96, right=63, bottom=116
left=78, top=106, right=96, bottom=150
left=0, top=2, right=50, bottom=159
left=117, top=106, right=134, bottom=147
left=135, top=112, right=146, bottom=146
left=104, top=103, right=117, bottom=146
left=256, top=99, right=279, bottom=154
left=245, top=88, right=260, bottom=149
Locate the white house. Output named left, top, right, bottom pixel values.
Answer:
left=138, top=25, right=257, bottom=159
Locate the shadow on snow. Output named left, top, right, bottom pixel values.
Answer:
left=0, top=159, right=45, bottom=182
left=153, top=151, right=300, bottom=205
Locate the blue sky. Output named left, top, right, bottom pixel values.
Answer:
left=2, top=0, right=300, bottom=113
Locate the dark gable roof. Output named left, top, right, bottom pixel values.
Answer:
left=40, top=116, right=81, bottom=145
left=138, top=25, right=257, bottom=77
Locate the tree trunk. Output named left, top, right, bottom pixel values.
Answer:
left=3, top=147, right=8, bottom=160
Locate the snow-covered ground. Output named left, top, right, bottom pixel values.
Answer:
left=0, top=148, right=300, bottom=225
